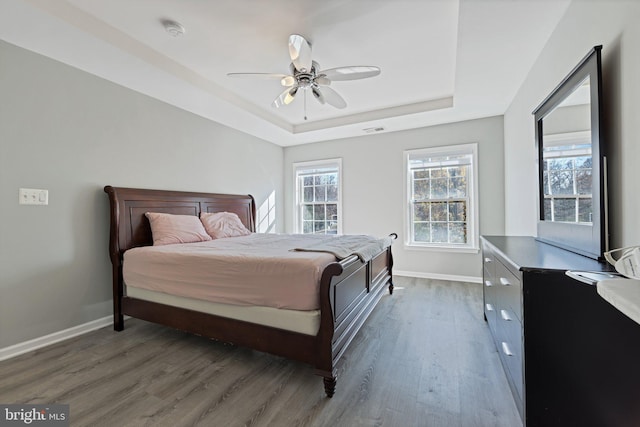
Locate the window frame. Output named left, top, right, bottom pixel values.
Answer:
left=404, top=143, right=479, bottom=252
left=293, top=158, right=343, bottom=235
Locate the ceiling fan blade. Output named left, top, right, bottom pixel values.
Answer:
left=288, top=34, right=313, bottom=72
left=272, top=86, right=298, bottom=108
left=227, top=72, right=289, bottom=80
left=319, top=66, right=380, bottom=81
left=311, top=87, right=325, bottom=104
left=314, top=75, right=331, bottom=86
left=317, top=86, right=347, bottom=109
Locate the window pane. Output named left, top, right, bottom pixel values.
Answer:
left=543, top=171, right=550, bottom=196
left=303, top=221, right=313, bottom=234
left=414, top=202, right=430, bottom=221
left=431, top=178, right=448, bottom=198
left=414, top=169, right=429, bottom=179
left=314, top=205, right=325, bottom=220
left=303, top=205, right=313, bottom=220
left=449, top=223, right=466, bottom=244
left=449, top=202, right=466, bottom=222
left=326, top=204, right=337, bottom=220
left=431, top=202, right=447, bottom=221
left=575, top=169, right=592, bottom=194
left=431, top=223, right=448, bottom=243
left=314, top=185, right=326, bottom=202
left=413, top=179, right=429, bottom=200
left=303, top=176, right=313, bottom=186
left=431, top=168, right=447, bottom=178
left=449, top=176, right=467, bottom=198
left=544, top=198, right=552, bottom=220
left=554, top=198, right=576, bottom=222
left=578, top=199, right=593, bottom=222
left=549, top=170, right=574, bottom=195
left=414, top=223, right=430, bottom=242
left=303, top=186, right=313, bottom=203
left=448, top=166, right=464, bottom=177
left=575, top=156, right=592, bottom=169
left=327, top=185, right=338, bottom=202
left=314, top=221, right=325, bottom=233
left=549, top=158, right=572, bottom=170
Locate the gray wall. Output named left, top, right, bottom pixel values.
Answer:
left=283, top=116, right=505, bottom=280
left=504, top=1, right=640, bottom=250
left=0, top=41, right=284, bottom=349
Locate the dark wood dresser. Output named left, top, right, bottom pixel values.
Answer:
left=481, top=236, right=640, bottom=427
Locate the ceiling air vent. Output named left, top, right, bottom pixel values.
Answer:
left=363, top=126, right=385, bottom=134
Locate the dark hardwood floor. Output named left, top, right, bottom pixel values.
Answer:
left=0, top=277, right=521, bottom=426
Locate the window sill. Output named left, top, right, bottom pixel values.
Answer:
left=403, top=244, right=480, bottom=254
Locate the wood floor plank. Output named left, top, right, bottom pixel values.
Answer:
left=0, top=277, right=522, bottom=426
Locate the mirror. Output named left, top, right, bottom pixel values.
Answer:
left=533, top=46, right=607, bottom=260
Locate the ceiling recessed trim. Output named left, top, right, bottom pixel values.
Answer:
left=292, top=96, right=454, bottom=134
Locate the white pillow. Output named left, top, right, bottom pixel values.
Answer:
left=145, top=212, right=212, bottom=246
left=200, top=211, right=251, bottom=239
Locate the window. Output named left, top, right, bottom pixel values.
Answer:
left=405, top=143, right=478, bottom=251
left=541, top=132, right=592, bottom=223
left=294, top=159, right=342, bottom=234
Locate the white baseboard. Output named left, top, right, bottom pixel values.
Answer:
left=393, top=270, right=482, bottom=284
left=0, top=316, right=112, bottom=362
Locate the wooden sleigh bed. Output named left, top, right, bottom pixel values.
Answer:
left=104, top=186, right=395, bottom=396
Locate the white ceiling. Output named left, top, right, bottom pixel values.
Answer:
left=0, top=0, right=570, bottom=146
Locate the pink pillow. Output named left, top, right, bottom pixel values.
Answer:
left=145, top=212, right=212, bottom=246
left=200, top=211, right=251, bottom=239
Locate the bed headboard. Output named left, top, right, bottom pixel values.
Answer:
left=104, top=186, right=256, bottom=264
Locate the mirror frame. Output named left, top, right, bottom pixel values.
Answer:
left=533, top=45, right=606, bottom=260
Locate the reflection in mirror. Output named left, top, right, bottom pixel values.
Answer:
left=541, top=76, right=592, bottom=223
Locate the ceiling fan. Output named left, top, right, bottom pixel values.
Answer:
left=228, top=34, right=380, bottom=112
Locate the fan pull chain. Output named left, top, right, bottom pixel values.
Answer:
left=304, top=90, right=308, bottom=120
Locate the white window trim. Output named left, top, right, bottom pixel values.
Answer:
left=293, top=158, right=343, bottom=234
left=403, top=143, right=479, bottom=252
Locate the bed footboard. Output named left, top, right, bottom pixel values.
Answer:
left=315, top=236, right=395, bottom=397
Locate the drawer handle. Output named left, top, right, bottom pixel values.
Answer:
left=501, top=342, right=514, bottom=357
left=499, top=277, right=512, bottom=286
left=500, top=309, right=512, bottom=321
left=484, top=257, right=492, bottom=264
left=486, top=303, right=494, bottom=312
left=485, top=280, right=493, bottom=287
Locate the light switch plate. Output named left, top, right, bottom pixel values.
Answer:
left=19, top=188, right=48, bottom=205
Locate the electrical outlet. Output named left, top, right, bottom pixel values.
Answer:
left=19, top=188, right=48, bottom=205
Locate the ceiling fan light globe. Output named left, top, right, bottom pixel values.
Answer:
left=281, top=76, right=296, bottom=87
left=284, top=87, right=298, bottom=105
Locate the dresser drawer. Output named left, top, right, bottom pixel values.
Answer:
left=497, top=307, right=523, bottom=400
left=482, top=243, right=498, bottom=336
left=482, top=240, right=496, bottom=278
left=495, top=260, right=522, bottom=322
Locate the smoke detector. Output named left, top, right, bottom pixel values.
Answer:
left=162, top=20, right=185, bottom=37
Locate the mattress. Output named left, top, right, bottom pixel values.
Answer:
left=126, top=286, right=321, bottom=335
left=123, top=233, right=338, bottom=311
